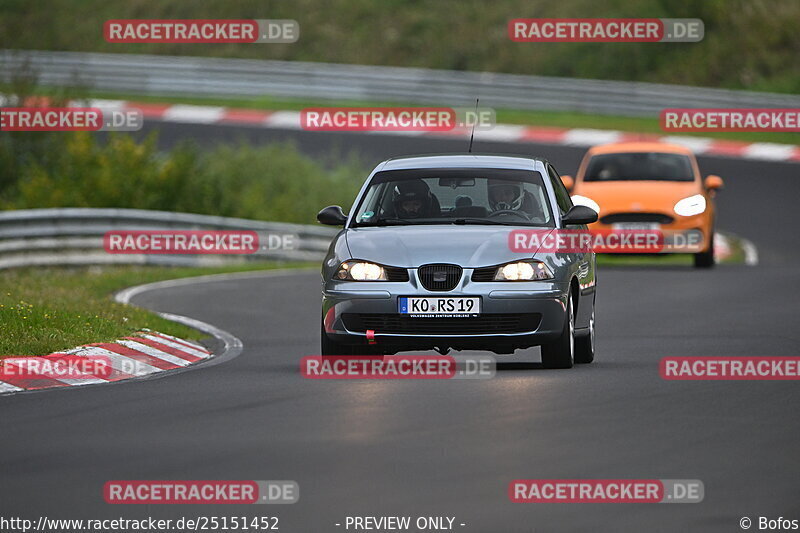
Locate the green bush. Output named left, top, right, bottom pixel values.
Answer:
left=0, top=131, right=368, bottom=224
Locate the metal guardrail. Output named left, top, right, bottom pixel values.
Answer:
left=2, top=50, right=799, bottom=117
left=0, top=208, right=337, bottom=269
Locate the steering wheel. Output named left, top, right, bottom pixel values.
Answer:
left=488, top=209, right=531, bottom=221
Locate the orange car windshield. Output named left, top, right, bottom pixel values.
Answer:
left=584, top=152, right=694, bottom=182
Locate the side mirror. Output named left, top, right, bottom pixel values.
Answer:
left=317, top=205, right=348, bottom=226
left=562, top=205, right=598, bottom=226
left=704, top=175, right=723, bottom=190
left=561, top=175, right=574, bottom=191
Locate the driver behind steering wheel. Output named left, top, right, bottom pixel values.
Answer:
left=392, top=179, right=436, bottom=219
left=488, top=180, right=527, bottom=213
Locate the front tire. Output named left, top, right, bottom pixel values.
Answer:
left=541, top=293, right=575, bottom=369
left=693, top=230, right=715, bottom=268
left=574, top=306, right=595, bottom=364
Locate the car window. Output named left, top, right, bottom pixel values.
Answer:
left=351, top=168, right=554, bottom=227
left=584, top=152, right=694, bottom=182
left=547, top=164, right=573, bottom=215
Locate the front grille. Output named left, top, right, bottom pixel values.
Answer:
left=342, top=313, right=541, bottom=335
left=417, top=264, right=462, bottom=291
left=471, top=266, right=497, bottom=282
left=384, top=266, right=410, bottom=282
left=600, top=212, right=674, bottom=225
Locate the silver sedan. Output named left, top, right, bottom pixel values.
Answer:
left=317, top=154, right=598, bottom=368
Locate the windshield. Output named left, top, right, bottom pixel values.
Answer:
left=351, top=168, right=554, bottom=227
left=584, top=152, right=695, bottom=182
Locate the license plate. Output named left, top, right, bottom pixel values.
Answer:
left=612, top=222, right=660, bottom=231
left=398, top=297, right=480, bottom=317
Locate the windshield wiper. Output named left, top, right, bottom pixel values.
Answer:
left=356, top=217, right=413, bottom=227
left=451, top=218, right=515, bottom=226
left=356, top=218, right=521, bottom=227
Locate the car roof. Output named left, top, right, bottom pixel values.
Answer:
left=586, top=142, right=694, bottom=156
left=379, top=153, right=548, bottom=171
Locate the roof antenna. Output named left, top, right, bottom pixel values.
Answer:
left=467, top=98, right=479, bottom=153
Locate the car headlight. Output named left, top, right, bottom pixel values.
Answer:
left=494, top=261, right=554, bottom=281
left=571, top=195, right=600, bottom=215
left=673, top=194, right=706, bottom=217
left=335, top=260, right=387, bottom=281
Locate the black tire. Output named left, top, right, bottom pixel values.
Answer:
left=574, top=305, right=595, bottom=364
left=541, top=293, right=575, bottom=369
left=693, top=231, right=715, bottom=268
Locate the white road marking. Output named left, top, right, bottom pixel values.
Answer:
left=743, top=143, right=796, bottom=161
left=142, top=334, right=210, bottom=359
left=0, top=381, right=24, bottom=393
left=475, top=125, right=527, bottom=142
left=265, top=111, right=303, bottom=129
left=116, top=340, right=192, bottom=367
left=162, top=105, right=226, bottom=124
left=741, top=238, right=760, bottom=266
left=150, top=331, right=208, bottom=352
left=660, top=136, right=713, bottom=153
left=70, top=346, right=164, bottom=376
left=563, top=129, right=623, bottom=146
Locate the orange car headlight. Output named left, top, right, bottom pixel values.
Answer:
left=674, top=194, right=706, bottom=217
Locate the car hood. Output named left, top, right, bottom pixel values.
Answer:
left=344, top=225, right=548, bottom=267
left=574, top=180, right=701, bottom=214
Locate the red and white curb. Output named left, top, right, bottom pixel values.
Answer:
left=715, top=232, right=758, bottom=266
left=85, top=99, right=800, bottom=163
left=0, top=270, right=268, bottom=396
left=0, top=331, right=212, bottom=394
left=714, top=233, right=732, bottom=262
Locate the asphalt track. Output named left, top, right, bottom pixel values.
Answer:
left=1, top=123, right=799, bottom=532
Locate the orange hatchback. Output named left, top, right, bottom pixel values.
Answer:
left=562, top=142, right=723, bottom=268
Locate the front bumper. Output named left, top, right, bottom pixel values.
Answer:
left=591, top=212, right=712, bottom=254
left=322, top=272, right=570, bottom=353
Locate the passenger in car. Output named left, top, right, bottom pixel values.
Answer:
left=392, top=179, right=441, bottom=219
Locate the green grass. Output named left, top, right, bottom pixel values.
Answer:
left=50, top=88, right=800, bottom=146
left=0, top=262, right=312, bottom=356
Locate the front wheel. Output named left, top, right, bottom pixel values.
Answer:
left=693, top=230, right=715, bottom=268
left=541, top=294, right=575, bottom=369
left=574, top=306, right=595, bottom=364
